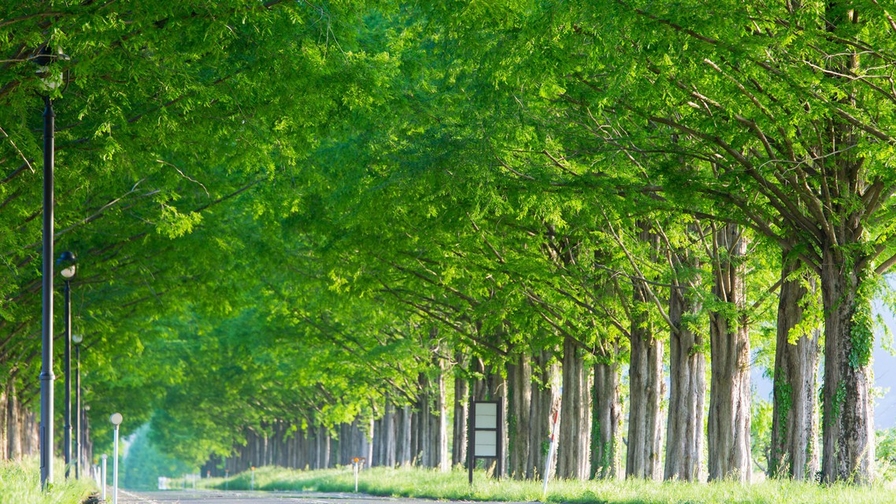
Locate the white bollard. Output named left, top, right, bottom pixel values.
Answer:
left=101, top=455, right=108, bottom=502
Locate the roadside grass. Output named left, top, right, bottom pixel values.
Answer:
left=207, top=465, right=896, bottom=504
left=0, top=456, right=98, bottom=504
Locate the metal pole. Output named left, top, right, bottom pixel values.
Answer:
left=74, top=343, right=81, bottom=479
left=39, top=94, right=56, bottom=490
left=113, top=425, right=120, bottom=504
left=64, top=279, right=71, bottom=478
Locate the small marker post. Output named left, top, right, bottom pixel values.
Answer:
left=352, top=457, right=365, bottom=492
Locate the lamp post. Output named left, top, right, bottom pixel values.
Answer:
left=72, top=333, right=83, bottom=479
left=110, top=413, right=123, bottom=504
left=59, top=251, right=76, bottom=478
left=34, top=43, right=69, bottom=490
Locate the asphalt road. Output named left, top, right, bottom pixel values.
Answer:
left=113, top=489, right=525, bottom=504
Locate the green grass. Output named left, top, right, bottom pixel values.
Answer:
left=0, top=457, right=98, bottom=504
left=206, top=465, right=896, bottom=504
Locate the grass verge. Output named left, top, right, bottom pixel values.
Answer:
left=205, top=465, right=896, bottom=504
left=0, top=456, right=98, bottom=504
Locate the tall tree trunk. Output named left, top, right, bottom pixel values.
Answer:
left=769, top=256, right=820, bottom=480
left=707, top=223, right=751, bottom=482
left=0, top=387, right=6, bottom=462
left=452, top=371, right=468, bottom=468
left=816, top=4, right=875, bottom=483
left=397, top=406, right=413, bottom=466
left=557, top=335, right=590, bottom=480
left=627, top=265, right=664, bottom=480
left=529, top=349, right=559, bottom=480
left=416, top=369, right=448, bottom=470
left=383, top=399, right=396, bottom=467
left=507, top=353, right=532, bottom=479
left=318, top=427, right=330, bottom=469
left=591, top=347, right=622, bottom=480
left=820, top=247, right=874, bottom=483
left=665, top=260, right=705, bottom=482
left=6, top=381, right=19, bottom=460
left=436, top=361, right=449, bottom=472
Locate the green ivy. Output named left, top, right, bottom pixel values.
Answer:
left=848, top=273, right=874, bottom=369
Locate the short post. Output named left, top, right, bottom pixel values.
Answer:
left=542, top=408, right=560, bottom=498
left=101, top=454, right=108, bottom=502
left=352, top=457, right=365, bottom=492
left=110, top=413, right=123, bottom=504
left=251, top=466, right=255, bottom=490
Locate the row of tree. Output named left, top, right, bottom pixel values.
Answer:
left=2, top=0, right=896, bottom=485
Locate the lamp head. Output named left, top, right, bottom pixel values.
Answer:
left=72, top=333, right=83, bottom=345
left=32, top=45, right=70, bottom=92
left=110, top=413, right=123, bottom=426
left=58, top=251, right=77, bottom=279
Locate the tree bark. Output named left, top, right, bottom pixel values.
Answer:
left=815, top=3, right=876, bottom=484
left=591, top=347, right=622, bottom=480
left=664, top=268, right=705, bottom=482
left=626, top=258, right=664, bottom=480
left=820, top=246, right=874, bottom=483
left=529, top=349, right=559, bottom=480
left=707, top=223, right=751, bottom=482
left=452, top=366, right=468, bottom=468
left=397, top=405, right=413, bottom=466
left=507, top=352, right=532, bottom=479
left=769, top=256, right=820, bottom=480
left=6, top=381, right=19, bottom=461
left=557, top=335, right=591, bottom=480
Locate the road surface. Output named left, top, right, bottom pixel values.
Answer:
left=113, top=489, right=531, bottom=504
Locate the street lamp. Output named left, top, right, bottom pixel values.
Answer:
left=110, top=412, right=123, bottom=504
left=59, top=251, right=76, bottom=478
left=72, top=333, right=83, bottom=479
left=34, top=43, right=69, bottom=490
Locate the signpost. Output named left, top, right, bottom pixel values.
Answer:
left=468, top=398, right=504, bottom=485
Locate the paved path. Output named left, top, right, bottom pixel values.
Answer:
left=112, top=489, right=524, bottom=504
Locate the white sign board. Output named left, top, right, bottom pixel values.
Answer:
left=474, top=430, right=497, bottom=457
left=475, top=402, right=497, bottom=429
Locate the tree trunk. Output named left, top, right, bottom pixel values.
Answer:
left=769, top=256, right=820, bottom=480
left=383, top=399, right=396, bottom=467
left=557, top=335, right=590, bottom=480
left=507, top=353, right=532, bottom=479
left=436, top=362, right=449, bottom=472
left=529, top=349, right=559, bottom=480
left=318, top=427, right=330, bottom=469
left=820, top=246, right=874, bottom=483
left=665, top=262, right=705, bottom=482
left=452, top=372, right=468, bottom=468
left=397, top=406, right=413, bottom=466
left=591, top=349, right=622, bottom=480
left=627, top=270, right=663, bottom=480
left=707, top=223, right=751, bottom=482
left=6, top=381, right=19, bottom=460
left=816, top=4, right=875, bottom=483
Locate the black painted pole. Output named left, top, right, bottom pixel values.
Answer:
left=39, top=95, right=56, bottom=489
left=64, top=278, right=71, bottom=478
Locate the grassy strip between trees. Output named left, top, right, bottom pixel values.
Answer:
left=206, top=466, right=896, bottom=504
left=0, top=457, right=97, bottom=504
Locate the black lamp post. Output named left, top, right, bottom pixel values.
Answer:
left=59, top=251, right=76, bottom=478
left=72, top=333, right=83, bottom=479
left=34, top=43, right=68, bottom=489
